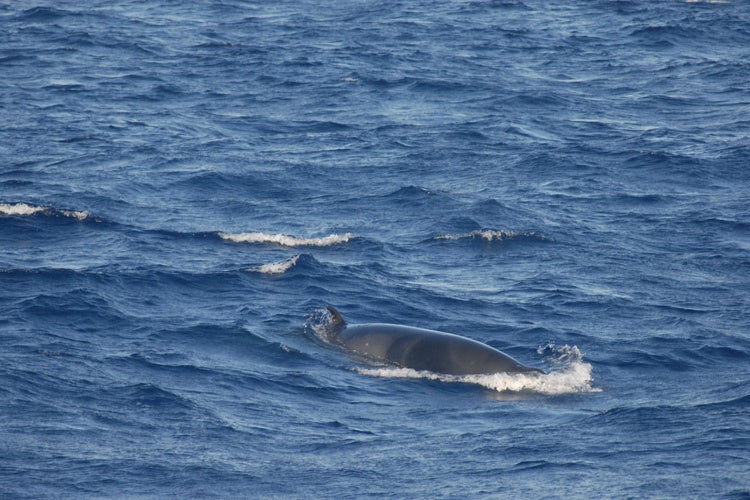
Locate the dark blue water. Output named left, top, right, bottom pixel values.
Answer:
left=2, top=0, right=749, bottom=497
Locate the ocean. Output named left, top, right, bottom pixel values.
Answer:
left=1, top=0, right=749, bottom=497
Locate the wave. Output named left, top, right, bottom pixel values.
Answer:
left=1, top=203, right=352, bottom=251
left=432, top=229, right=550, bottom=243
left=0, top=202, right=45, bottom=216
left=0, top=202, right=90, bottom=221
left=16, top=6, right=73, bottom=21
left=357, top=344, right=598, bottom=395
left=248, top=254, right=302, bottom=275
left=219, top=231, right=354, bottom=247
left=382, top=185, right=450, bottom=203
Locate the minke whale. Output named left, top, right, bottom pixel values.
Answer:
left=326, top=307, right=545, bottom=376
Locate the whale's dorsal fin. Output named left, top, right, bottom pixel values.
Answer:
left=327, top=306, right=345, bottom=328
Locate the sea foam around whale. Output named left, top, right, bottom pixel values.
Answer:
left=358, top=344, right=598, bottom=395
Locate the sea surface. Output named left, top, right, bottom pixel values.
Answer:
left=2, top=0, right=749, bottom=497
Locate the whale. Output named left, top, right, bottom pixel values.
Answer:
left=325, top=307, right=545, bottom=375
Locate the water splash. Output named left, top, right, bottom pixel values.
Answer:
left=305, top=307, right=339, bottom=343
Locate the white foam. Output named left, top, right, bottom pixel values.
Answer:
left=61, top=210, right=90, bottom=221
left=358, top=344, right=599, bottom=395
left=0, top=203, right=90, bottom=220
left=434, top=229, right=544, bottom=242
left=0, top=202, right=45, bottom=216
left=249, top=255, right=300, bottom=274
left=219, top=231, right=354, bottom=247
left=357, top=365, right=597, bottom=395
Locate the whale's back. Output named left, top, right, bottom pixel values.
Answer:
left=339, top=323, right=537, bottom=375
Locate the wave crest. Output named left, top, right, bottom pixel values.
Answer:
left=0, top=202, right=45, bottom=216
left=248, top=255, right=301, bottom=274
left=60, top=209, right=90, bottom=221
left=219, top=231, right=354, bottom=247
left=0, top=202, right=90, bottom=220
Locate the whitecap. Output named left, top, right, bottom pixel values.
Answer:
left=219, top=231, right=354, bottom=247
left=0, top=202, right=91, bottom=220
left=249, top=255, right=300, bottom=274
left=61, top=210, right=90, bottom=221
left=0, top=202, right=46, bottom=216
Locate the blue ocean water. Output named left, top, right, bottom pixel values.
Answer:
left=2, top=0, right=749, bottom=497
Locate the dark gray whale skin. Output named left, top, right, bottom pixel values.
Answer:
left=326, top=307, right=545, bottom=375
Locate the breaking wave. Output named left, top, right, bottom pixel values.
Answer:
left=0, top=202, right=90, bottom=220
left=0, top=202, right=44, bottom=216
left=248, top=254, right=301, bottom=274
left=219, top=231, right=354, bottom=247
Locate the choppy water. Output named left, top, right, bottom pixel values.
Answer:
left=2, top=0, right=749, bottom=497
